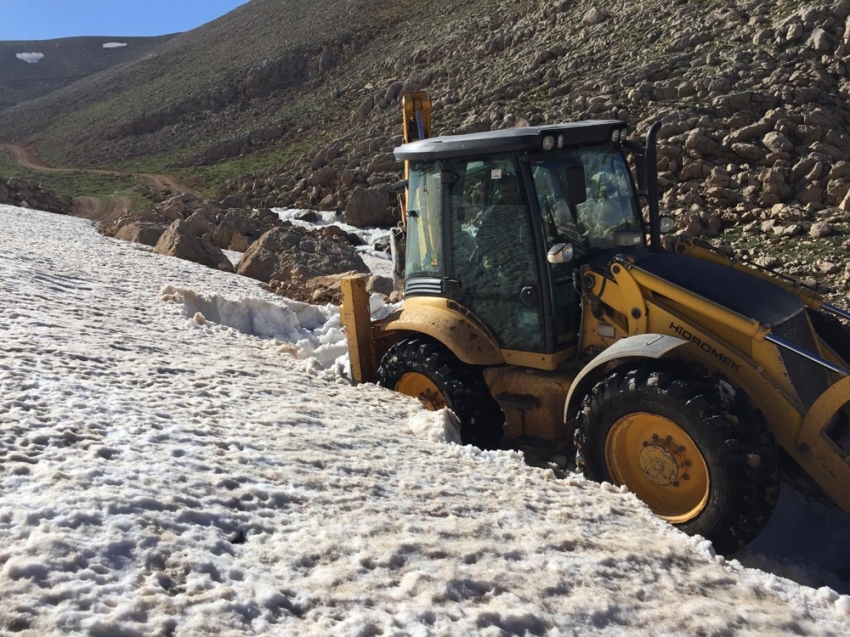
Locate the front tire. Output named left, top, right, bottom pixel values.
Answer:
left=574, top=361, right=779, bottom=554
left=377, top=337, right=505, bottom=449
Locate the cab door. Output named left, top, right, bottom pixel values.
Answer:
left=445, top=157, right=545, bottom=353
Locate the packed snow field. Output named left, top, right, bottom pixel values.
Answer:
left=1, top=205, right=849, bottom=636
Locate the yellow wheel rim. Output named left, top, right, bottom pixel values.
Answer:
left=395, top=373, right=448, bottom=411
left=605, top=413, right=710, bottom=524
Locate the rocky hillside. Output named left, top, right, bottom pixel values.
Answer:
left=0, top=35, right=176, bottom=110
left=0, top=176, right=70, bottom=214
left=2, top=0, right=850, bottom=295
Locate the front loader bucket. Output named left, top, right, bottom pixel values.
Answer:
left=796, top=374, right=850, bottom=512
left=341, top=275, right=377, bottom=384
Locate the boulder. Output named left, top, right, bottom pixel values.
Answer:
left=367, top=274, right=394, bottom=296
left=797, top=185, right=824, bottom=205
left=114, top=222, right=169, bottom=247
left=582, top=7, right=607, bottom=25
left=220, top=195, right=247, bottom=208
left=183, top=209, right=217, bottom=237
left=211, top=209, right=275, bottom=249
left=154, top=220, right=234, bottom=272
left=352, top=95, right=375, bottom=123
left=763, top=132, right=793, bottom=154
left=237, top=226, right=369, bottom=285
left=809, top=28, right=832, bottom=52
left=810, top=221, right=833, bottom=238
left=229, top=233, right=250, bottom=252
left=104, top=208, right=164, bottom=237
left=344, top=186, right=393, bottom=227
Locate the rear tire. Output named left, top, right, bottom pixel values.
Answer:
left=378, top=337, right=505, bottom=449
left=574, top=360, right=779, bottom=555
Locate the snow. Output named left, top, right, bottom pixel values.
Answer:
left=273, top=207, right=394, bottom=272
left=2, top=204, right=850, bottom=635
left=102, top=43, right=128, bottom=49
left=16, top=53, right=44, bottom=64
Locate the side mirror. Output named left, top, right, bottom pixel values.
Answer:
left=659, top=216, right=675, bottom=234
left=547, top=243, right=574, bottom=265
left=566, top=164, right=587, bottom=206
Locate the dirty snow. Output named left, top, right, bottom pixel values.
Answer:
left=15, top=53, right=44, bottom=64
left=2, top=205, right=850, bottom=635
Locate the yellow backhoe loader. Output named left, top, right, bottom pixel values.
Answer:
left=341, top=92, right=850, bottom=553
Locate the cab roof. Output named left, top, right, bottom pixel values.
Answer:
left=394, top=120, right=628, bottom=162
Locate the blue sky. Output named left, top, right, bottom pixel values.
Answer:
left=0, top=0, right=251, bottom=41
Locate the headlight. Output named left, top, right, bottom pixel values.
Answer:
left=611, top=129, right=621, bottom=143
left=557, top=134, right=565, bottom=149
left=542, top=135, right=555, bottom=151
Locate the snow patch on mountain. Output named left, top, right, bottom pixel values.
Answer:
left=16, top=52, right=44, bottom=63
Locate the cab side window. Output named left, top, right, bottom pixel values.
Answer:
left=406, top=164, right=443, bottom=277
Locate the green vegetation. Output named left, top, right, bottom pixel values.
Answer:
left=0, top=150, right=157, bottom=211
left=0, top=148, right=24, bottom=177
left=185, top=141, right=314, bottom=188
left=116, top=148, right=198, bottom=175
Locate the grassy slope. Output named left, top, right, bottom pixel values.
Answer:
left=0, top=148, right=157, bottom=211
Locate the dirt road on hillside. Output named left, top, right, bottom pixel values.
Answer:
left=73, top=195, right=133, bottom=224
left=0, top=142, right=194, bottom=195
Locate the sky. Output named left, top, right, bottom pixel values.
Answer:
left=0, top=0, right=251, bottom=41
left=2, top=202, right=850, bottom=635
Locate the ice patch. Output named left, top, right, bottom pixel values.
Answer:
left=16, top=53, right=44, bottom=63
left=102, top=42, right=127, bottom=48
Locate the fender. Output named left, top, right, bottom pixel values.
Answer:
left=563, top=334, right=687, bottom=421
left=379, top=296, right=504, bottom=366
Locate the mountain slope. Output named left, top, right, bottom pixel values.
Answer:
left=0, top=0, right=429, bottom=162
left=0, top=35, right=176, bottom=110
left=1, top=0, right=850, bottom=301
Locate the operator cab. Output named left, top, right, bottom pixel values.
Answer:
left=394, top=122, right=643, bottom=361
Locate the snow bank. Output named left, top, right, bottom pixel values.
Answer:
left=159, top=284, right=396, bottom=383
left=102, top=42, right=127, bottom=48
left=16, top=52, right=44, bottom=63
left=2, top=204, right=850, bottom=635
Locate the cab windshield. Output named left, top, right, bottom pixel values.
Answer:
left=531, top=145, right=641, bottom=254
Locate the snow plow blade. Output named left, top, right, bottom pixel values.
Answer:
left=796, top=374, right=850, bottom=512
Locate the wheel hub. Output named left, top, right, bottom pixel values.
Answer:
left=605, top=413, right=710, bottom=523
left=639, top=435, right=689, bottom=487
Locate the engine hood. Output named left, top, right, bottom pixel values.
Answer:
left=632, top=252, right=803, bottom=328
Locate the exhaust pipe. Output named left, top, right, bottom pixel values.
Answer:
left=645, top=121, right=662, bottom=253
